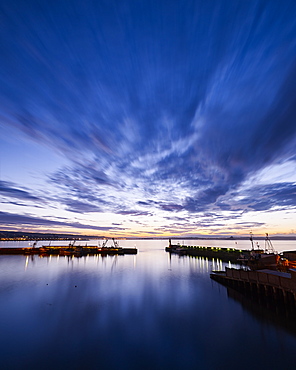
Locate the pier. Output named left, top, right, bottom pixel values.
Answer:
left=166, top=243, right=249, bottom=263
left=0, top=246, right=137, bottom=257
left=211, top=267, right=296, bottom=305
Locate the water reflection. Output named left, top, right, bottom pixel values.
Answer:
left=226, top=286, right=296, bottom=337
left=24, top=255, right=29, bottom=270
left=0, top=242, right=296, bottom=369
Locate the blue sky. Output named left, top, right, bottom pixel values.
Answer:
left=1, top=0, right=296, bottom=237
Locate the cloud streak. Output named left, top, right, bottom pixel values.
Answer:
left=0, top=181, right=42, bottom=202
left=0, top=211, right=123, bottom=232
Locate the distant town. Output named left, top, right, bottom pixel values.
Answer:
left=1, top=230, right=296, bottom=241
left=0, top=231, right=102, bottom=241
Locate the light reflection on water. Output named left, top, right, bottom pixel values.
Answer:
left=0, top=240, right=296, bottom=369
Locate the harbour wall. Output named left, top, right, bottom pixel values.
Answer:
left=211, top=267, right=296, bottom=304
left=167, top=245, right=250, bottom=263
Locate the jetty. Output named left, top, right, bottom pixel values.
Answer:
left=165, top=239, right=249, bottom=263
left=211, top=267, right=296, bottom=305
left=0, top=238, right=137, bottom=257
left=165, top=235, right=292, bottom=270
left=0, top=244, right=137, bottom=257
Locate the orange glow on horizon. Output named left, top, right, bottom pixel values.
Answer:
left=1, top=225, right=295, bottom=239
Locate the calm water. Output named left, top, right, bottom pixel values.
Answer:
left=1, top=239, right=296, bottom=370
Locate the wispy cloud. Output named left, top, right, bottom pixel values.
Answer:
left=232, top=183, right=296, bottom=212
left=0, top=181, right=43, bottom=202
left=0, top=211, right=124, bottom=232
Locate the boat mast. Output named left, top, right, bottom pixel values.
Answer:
left=112, top=238, right=119, bottom=248
left=250, top=232, right=254, bottom=250
left=102, top=239, right=108, bottom=248
left=264, top=233, right=275, bottom=254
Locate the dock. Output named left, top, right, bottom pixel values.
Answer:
left=0, top=246, right=137, bottom=257
left=211, top=267, right=296, bottom=305
left=166, top=244, right=249, bottom=263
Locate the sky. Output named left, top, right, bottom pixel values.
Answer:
left=1, top=0, right=296, bottom=238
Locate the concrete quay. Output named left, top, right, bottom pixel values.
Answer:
left=166, top=244, right=249, bottom=263
left=211, top=267, right=296, bottom=304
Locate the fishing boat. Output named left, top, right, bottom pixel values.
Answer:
left=237, top=232, right=296, bottom=272
left=40, top=238, right=137, bottom=256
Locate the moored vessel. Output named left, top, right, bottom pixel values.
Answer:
left=0, top=238, right=137, bottom=256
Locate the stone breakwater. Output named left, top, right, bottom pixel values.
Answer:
left=165, top=244, right=250, bottom=263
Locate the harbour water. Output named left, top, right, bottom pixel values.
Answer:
left=0, top=239, right=296, bottom=369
